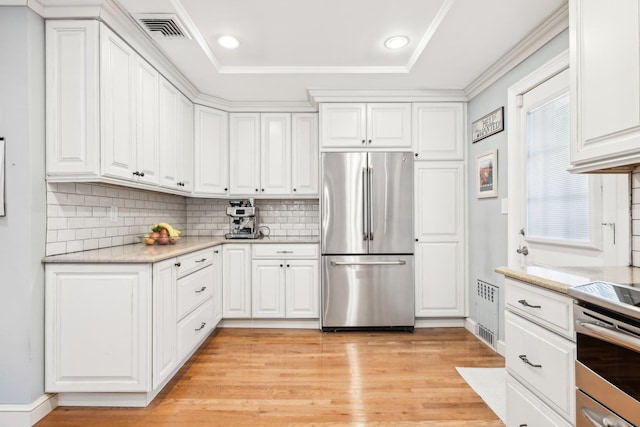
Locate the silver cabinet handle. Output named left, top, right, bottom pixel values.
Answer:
left=518, top=354, right=541, bottom=368
left=518, top=299, right=541, bottom=309
left=330, top=261, right=406, bottom=266
left=195, top=258, right=207, bottom=263
left=194, top=322, right=206, bottom=332
left=195, top=286, right=207, bottom=293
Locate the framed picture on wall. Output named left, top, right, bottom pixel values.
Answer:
left=477, top=149, right=497, bottom=198
left=0, top=138, right=5, bottom=216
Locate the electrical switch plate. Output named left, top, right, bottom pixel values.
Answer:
left=501, top=198, right=508, bottom=214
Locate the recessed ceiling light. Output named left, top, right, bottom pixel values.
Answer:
left=218, top=35, right=239, bottom=49
left=384, top=36, right=409, bottom=49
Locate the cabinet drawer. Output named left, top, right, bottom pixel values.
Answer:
left=505, top=311, right=575, bottom=422
left=506, top=374, right=572, bottom=427
left=252, top=244, right=318, bottom=259
left=176, top=248, right=215, bottom=278
left=177, top=298, right=214, bottom=361
left=505, top=278, right=574, bottom=339
left=177, top=264, right=214, bottom=320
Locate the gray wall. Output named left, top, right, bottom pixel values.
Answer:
left=467, top=30, right=569, bottom=342
left=0, top=7, right=46, bottom=404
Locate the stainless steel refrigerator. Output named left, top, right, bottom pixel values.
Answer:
left=321, top=152, right=414, bottom=330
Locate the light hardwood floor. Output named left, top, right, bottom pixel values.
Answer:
left=36, top=328, right=505, bottom=426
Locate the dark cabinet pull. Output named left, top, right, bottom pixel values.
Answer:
left=261, top=188, right=264, bottom=192
left=194, top=322, right=206, bottom=332
left=519, top=354, right=541, bottom=368
left=415, top=153, right=418, bottom=157
left=195, top=286, right=207, bottom=293
left=368, top=139, right=372, bottom=144
left=293, top=188, right=297, bottom=192
left=195, top=258, right=207, bottom=263
left=224, top=188, right=228, bottom=191
left=214, top=250, right=219, bottom=254
left=361, top=139, right=366, bottom=144
left=255, top=188, right=259, bottom=192
left=175, top=262, right=181, bottom=267
left=133, top=171, right=140, bottom=176
left=280, top=264, right=283, bottom=267
left=287, top=264, right=290, bottom=268
left=518, top=299, right=541, bottom=309
left=139, top=172, right=144, bottom=177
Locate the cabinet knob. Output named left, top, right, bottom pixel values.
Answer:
left=368, top=139, right=372, bottom=144
left=255, top=188, right=259, bottom=192
left=280, top=264, right=283, bottom=267
left=293, top=188, right=297, bottom=192
left=175, top=262, right=181, bottom=267
left=361, top=139, right=366, bottom=144
left=133, top=171, right=140, bottom=176
left=415, top=153, right=418, bottom=157
left=261, top=188, right=264, bottom=192
left=415, top=238, right=418, bottom=242
left=139, top=172, right=145, bottom=177
left=224, top=188, right=228, bottom=191
left=287, top=264, right=290, bottom=268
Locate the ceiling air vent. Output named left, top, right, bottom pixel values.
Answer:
left=134, top=14, right=192, bottom=40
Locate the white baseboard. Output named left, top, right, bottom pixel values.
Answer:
left=220, top=319, right=320, bottom=329
left=0, top=394, right=58, bottom=427
left=414, top=318, right=465, bottom=328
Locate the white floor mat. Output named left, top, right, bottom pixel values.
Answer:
left=455, top=367, right=506, bottom=424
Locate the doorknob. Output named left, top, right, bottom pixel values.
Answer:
left=516, top=245, right=529, bottom=256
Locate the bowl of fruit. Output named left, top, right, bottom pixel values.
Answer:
left=140, top=223, right=181, bottom=245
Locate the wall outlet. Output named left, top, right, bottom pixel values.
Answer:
left=109, top=206, right=118, bottom=222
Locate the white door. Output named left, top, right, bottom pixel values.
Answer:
left=158, top=76, right=179, bottom=189
left=260, top=113, right=291, bottom=195
left=252, top=259, right=286, bottom=318
left=194, top=105, right=229, bottom=196
left=509, top=67, right=630, bottom=267
left=222, top=244, right=251, bottom=318
left=320, top=103, right=366, bottom=148
left=291, top=113, right=318, bottom=195
left=229, top=113, right=261, bottom=195
left=285, top=259, right=319, bottom=318
left=152, top=259, right=177, bottom=389
left=101, top=26, right=137, bottom=181
left=366, top=103, right=412, bottom=148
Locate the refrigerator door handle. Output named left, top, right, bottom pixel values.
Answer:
left=368, top=167, right=374, bottom=241
left=362, top=167, right=368, bottom=241
left=330, top=260, right=407, bottom=266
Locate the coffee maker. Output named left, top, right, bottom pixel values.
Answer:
left=225, top=199, right=260, bottom=239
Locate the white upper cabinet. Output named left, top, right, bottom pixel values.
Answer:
left=570, top=0, right=640, bottom=171
left=158, top=76, right=179, bottom=190
left=412, top=103, right=465, bottom=160
left=177, top=93, right=194, bottom=192
left=320, top=103, right=411, bottom=149
left=260, top=113, right=292, bottom=195
left=229, top=113, right=261, bottom=195
left=291, top=113, right=319, bottom=195
left=46, top=20, right=100, bottom=178
left=194, top=105, right=229, bottom=196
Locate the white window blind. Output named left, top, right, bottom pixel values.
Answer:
left=525, top=93, right=590, bottom=243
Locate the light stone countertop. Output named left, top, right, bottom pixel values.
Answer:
left=42, top=236, right=320, bottom=264
left=496, top=265, right=640, bottom=294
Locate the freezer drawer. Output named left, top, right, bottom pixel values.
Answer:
left=322, top=255, right=414, bottom=329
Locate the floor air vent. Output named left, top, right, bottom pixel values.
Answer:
left=134, top=14, right=192, bottom=40
left=476, top=280, right=499, bottom=349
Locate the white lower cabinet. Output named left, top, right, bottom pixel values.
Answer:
left=504, top=279, right=576, bottom=426
left=222, top=244, right=252, bottom=318
left=45, top=246, right=220, bottom=405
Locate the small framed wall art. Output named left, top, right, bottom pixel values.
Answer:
left=477, top=149, right=497, bottom=198
left=472, top=107, right=504, bottom=143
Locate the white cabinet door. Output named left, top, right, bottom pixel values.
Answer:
left=414, top=162, right=465, bottom=317
left=230, top=113, right=261, bottom=195
left=212, top=248, right=223, bottom=325
left=367, top=103, right=411, bottom=148
left=412, top=103, right=465, bottom=160
left=570, top=0, right=640, bottom=170
left=291, top=113, right=319, bottom=195
left=252, top=259, right=286, bottom=318
left=177, top=93, right=194, bottom=192
left=260, top=113, right=291, bottom=195
left=45, top=20, right=100, bottom=178
left=152, top=258, right=177, bottom=390
left=101, top=25, right=137, bottom=182
left=158, top=76, right=179, bottom=190
left=134, top=58, right=160, bottom=186
left=222, top=244, right=252, bottom=318
left=285, top=259, right=319, bottom=318
left=194, top=105, right=229, bottom=196
left=45, top=263, right=151, bottom=392
left=320, top=103, right=367, bottom=148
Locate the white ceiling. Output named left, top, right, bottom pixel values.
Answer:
left=119, top=0, right=566, bottom=103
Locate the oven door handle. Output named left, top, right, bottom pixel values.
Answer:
left=577, top=320, right=640, bottom=353
left=581, top=406, right=633, bottom=427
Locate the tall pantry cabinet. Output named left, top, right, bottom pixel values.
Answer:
left=412, top=103, right=466, bottom=318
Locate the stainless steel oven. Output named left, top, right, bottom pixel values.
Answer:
left=569, top=282, right=640, bottom=427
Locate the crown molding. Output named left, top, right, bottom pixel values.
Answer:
left=406, top=0, right=456, bottom=72
left=218, top=66, right=409, bottom=75
left=464, top=1, right=569, bottom=100
left=195, top=95, right=317, bottom=113
left=307, top=89, right=467, bottom=107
